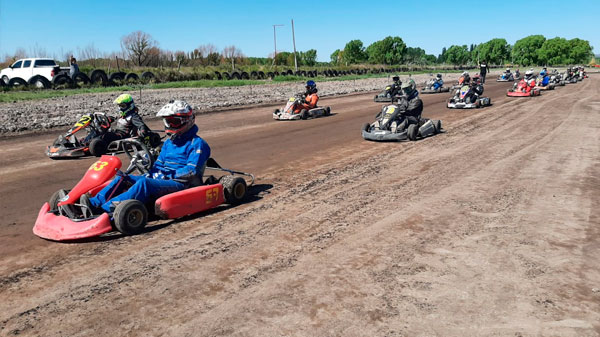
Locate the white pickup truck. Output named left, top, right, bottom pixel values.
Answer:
left=0, top=58, right=69, bottom=88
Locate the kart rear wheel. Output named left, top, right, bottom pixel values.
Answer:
left=221, top=175, right=247, bottom=205
left=324, top=107, right=331, bottom=116
left=300, top=109, right=309, bottom=120
left=434, top=120, right=442, bottom=134
left=407, top=124, right=418, bottom=141
left=114, top=200, right=148, bottom=235
left=89, top=138, right=107, bottom=157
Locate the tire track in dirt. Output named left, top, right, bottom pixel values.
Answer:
left=3, top=79, right=598, bottom=336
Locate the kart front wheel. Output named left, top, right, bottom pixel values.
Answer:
left=114, top=200, right=148, bottom=235
left=49, top=189, right=69, bottom=211
left=221, top=175, right=247, bottom=205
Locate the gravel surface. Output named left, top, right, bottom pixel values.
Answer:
left=0, top=72, right=494, bottom=136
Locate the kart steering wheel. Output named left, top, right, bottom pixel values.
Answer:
left=121, top=138, right=154, bottom=175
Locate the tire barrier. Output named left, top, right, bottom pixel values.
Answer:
left=72, top=73, right=91, bottom=85
left=90, top=69, right=108, bottom=86
left=52, top=74, right=73, bottom=87
left=28, top=75, right=51, bottom=89
left=125, top=73, right=139, bottom=82
left=214, top=71, right=222, bottom=80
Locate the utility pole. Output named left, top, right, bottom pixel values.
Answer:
left=272, top=24, right=284, bottom=66
left=291, top=19, right=298, bottom=72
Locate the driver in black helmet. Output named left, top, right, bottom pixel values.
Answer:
left=397, top=79, right=423, bottom=122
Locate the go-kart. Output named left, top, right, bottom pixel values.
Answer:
left=507, top=78, right=541, bottom=97
left=420, top=77, right=450, bottom=94
left=273, top=93, right=331, bottom=120
left=496, top=72, right=514, bottom=82
left=361, top=102, right=442, bottom=142
left=447, top=84, right=491, bottom=109
left=46, top=112, right=162, bottom=159
left=514, top=70, right=521, bottom=80
left=33, top=138, right=254, bottom=241
left=373, top=82, right=402, bottom=102
left=549, top=71, right=565, bottom=86
left=535, top=75, right=555, bottom=90
left=46, top=113, right=114, bottom=158
left=450, top=74, right=471, bottom=90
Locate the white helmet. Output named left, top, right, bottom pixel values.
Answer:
left=157, top=100, right=195, bottom=138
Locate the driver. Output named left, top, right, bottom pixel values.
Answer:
left=111, top=93, right=150, bottom=139
left=82, top=100, right=211, bottom=214
left=397, top=79, right=423, bottom=122
left=432, top=73, right=443, bottom=90
left=459, top=71, right=471, bottom=85
left=294, top=80, right=319, bottom=113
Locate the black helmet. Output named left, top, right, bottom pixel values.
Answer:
left=392, top=75, right=400, bottom=82
left=436, top=73, right=442, bottom=79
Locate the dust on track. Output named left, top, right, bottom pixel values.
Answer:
left=0, top=78, right=598, bottom=336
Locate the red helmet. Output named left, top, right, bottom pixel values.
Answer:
left=157, top=100, right=195, bottom=138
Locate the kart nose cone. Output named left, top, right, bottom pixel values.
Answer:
left=33, top=203, right=113, bottom=241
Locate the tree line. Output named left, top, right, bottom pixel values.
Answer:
left=2, top=31, right=594, bottom=70
left=332, top=35, right=593, bottom=67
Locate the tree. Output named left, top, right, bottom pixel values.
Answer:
left=365, top=36, right=406, bottom=65
left=121, top=31, right=157, bottom=66
left=222, top=45, right=244, bottom=70
left=444, top=45, right=470, bottom=65
left=511, top=35, right=545, bottom=66
left=301, top=49, right=317, bottom=66
left=476, top=38, right=510, bottom=65
left=274, top=51, right=292, bottom=66
left=330, top=49, right=341, bottom=64
left=438, top=47, right=447, bottom=63
left=342, top=40, right=367, bottom=64
left=537, top=37, right=571, bottom=65
left=568, top=38, right=593, bottom=64
left=403, top=47, right=429, bottom=65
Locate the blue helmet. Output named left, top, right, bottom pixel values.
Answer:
left=540, top=70, right=546, bottom=76
left=305, top=80, right=317, bottom=93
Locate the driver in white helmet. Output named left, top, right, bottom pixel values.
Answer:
left=82, top=100, right=211, bottom=214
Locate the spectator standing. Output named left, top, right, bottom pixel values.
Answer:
left=69, top=56, right=80, bottom=78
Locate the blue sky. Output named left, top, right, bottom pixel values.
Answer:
left=0, top=0, right=598, bottom=62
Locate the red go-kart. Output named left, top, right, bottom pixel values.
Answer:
left=34, top=139, right=254, bottom=241
left=507, top=78, right=541, bottom=97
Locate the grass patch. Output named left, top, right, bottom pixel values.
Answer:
left=0, top=69, right=466, bottom=103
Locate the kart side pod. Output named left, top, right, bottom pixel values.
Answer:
left=154, top=183, right=225, bottom=219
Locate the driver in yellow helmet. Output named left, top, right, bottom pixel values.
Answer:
left=111, top=93, right=150, bottom=139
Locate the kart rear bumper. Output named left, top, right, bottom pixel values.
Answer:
left=33, top=203, right=112, bottom=241
left=420, top=87, right=449, bottom=94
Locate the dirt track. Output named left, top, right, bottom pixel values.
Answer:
left=1, top=77, right=599, bottom=336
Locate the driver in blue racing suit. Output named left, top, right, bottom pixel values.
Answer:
left=539, top=69, right=551, bottom=87
left=83, top=100, right=210, bottom=213
left=432, top=73, right=444, bottom=90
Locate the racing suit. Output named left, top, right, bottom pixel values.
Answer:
left=294, top=91, right=319, bottom=113
left=90, top=125, right=211, bottom=212
left=104, top=107, right=151, bottom=144
left=386, top=91, right=423, bottom=126
left=433, top=78, right=443, bottom=90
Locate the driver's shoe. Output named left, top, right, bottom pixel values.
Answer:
left=80, top=194, right=102, bottom=217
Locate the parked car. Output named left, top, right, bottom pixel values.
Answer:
left=0, top=58, right=70, bottom=88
